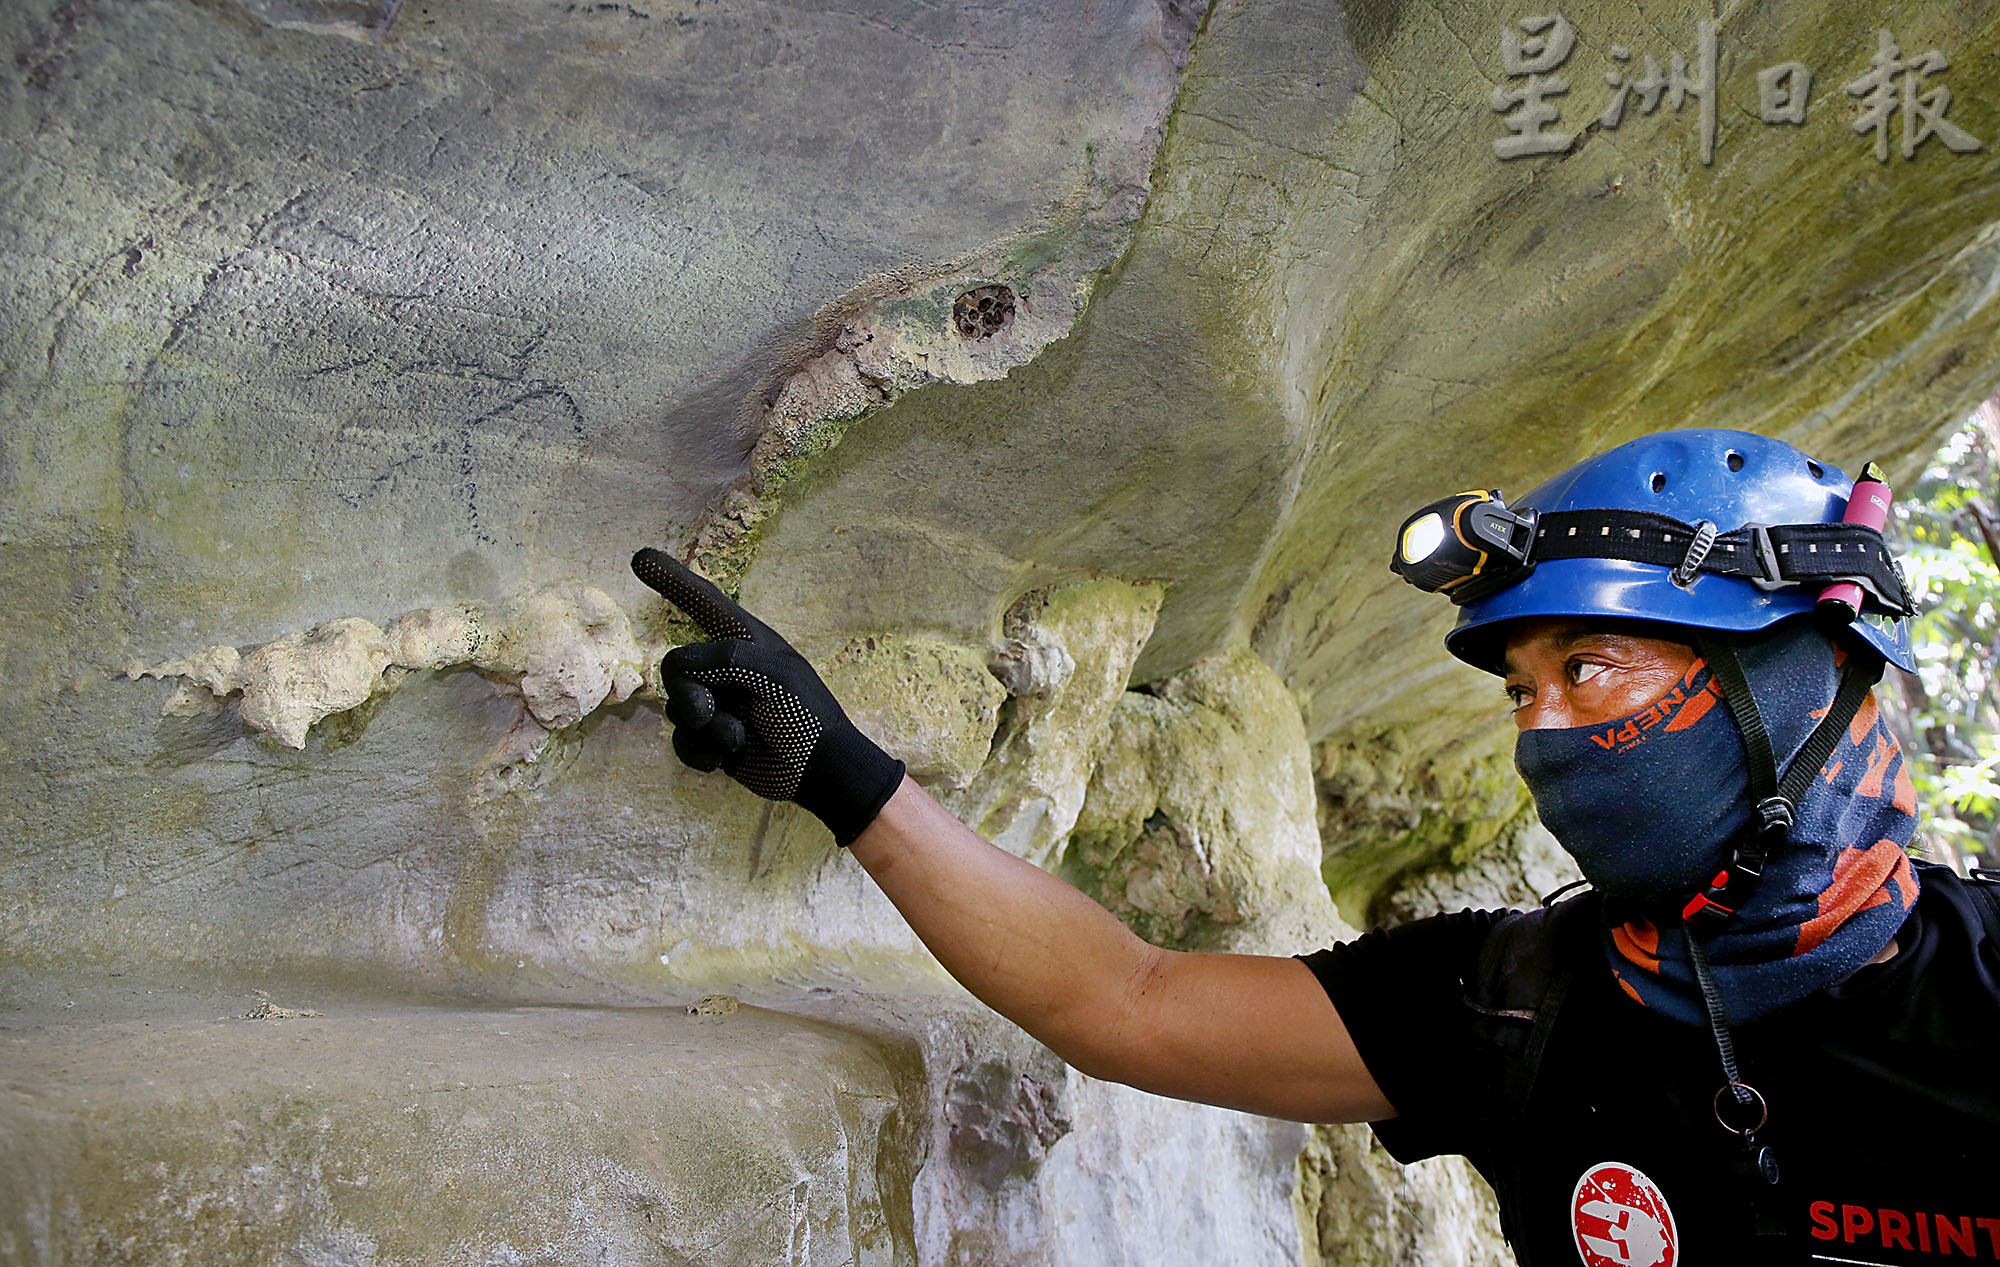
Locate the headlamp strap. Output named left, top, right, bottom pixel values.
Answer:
left=1531, top=510, right=1914, bottom=615
left=1681, top=639, right=1881, bottom=928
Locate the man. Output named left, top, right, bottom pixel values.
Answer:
left=634, top=428, right=1998, bottom=1265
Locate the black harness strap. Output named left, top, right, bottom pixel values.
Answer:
left=1683, top=642, right=1880, bottom=926
left=1530, top=510, right=1913, bottom=614
left=1704, top=641, right=1778, bottom=799
left=1672, top=640, right=1885, bottom=1240
left=1470, top=895, right=1596, bottom=1140
left=1779, top=658, right=1884, bottom=801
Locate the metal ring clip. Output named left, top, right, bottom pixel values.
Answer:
left=1713, top=1082, right=1769, bottom=1136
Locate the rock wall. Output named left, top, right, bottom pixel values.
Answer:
left=4, top=0, right=1998, bottom=1262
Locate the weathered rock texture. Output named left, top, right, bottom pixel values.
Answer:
left=4, top=0, right=1998, bottom=1262
left=2, top=997, right=926, bottom=1265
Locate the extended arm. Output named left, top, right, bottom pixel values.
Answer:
left=850, top=775, right=1394, bottom=1123
left=632, top=548, right=1393, bottom=1124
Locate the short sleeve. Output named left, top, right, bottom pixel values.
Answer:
left=1298, top=907, right=1510, bottom=1163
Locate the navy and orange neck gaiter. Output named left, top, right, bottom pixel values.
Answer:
left=1514, top=621, right=1919, bottom=1025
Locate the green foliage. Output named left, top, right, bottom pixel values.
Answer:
left=1887, top=411, right=2000, bottom=867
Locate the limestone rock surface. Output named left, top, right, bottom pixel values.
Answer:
left=1071, top=644, right=1340, bottom=950
left=1, top=990, right=924, bottom=1266
left=5, top=0, right=1999, bottom=1263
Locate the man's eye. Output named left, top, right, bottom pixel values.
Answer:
left=1569, top=661, right=1607, bottom=686
left=1504, top=686, right=1531, bottom=709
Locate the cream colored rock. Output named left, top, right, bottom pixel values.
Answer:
left=130, top=618, right=396, bottom=750
left=820, top=636, right=1010, bottom=793
left=131, top=584, right=645, bottom=756
left=947, top=580, right=1167, bottom=868
left=1297, top=1125, right=1514, bottom=1267
left=383, top=603, right=491, bottom=670
left=1072, top=642, right=1352, bottom=952
left=138, top=643, right=241, bottom=720
left=492, top=583, right=647, bottom=731
left=235, top=619, right=397, bottom=749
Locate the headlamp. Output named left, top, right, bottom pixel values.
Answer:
left=1390, top=489, right=1538, bottom=603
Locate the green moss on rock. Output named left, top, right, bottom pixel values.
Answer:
left=1068, top=643, right=1343, bottom=951
left=820, top=635, right=1010, bottom=792
left=1314, top=728, right=1535, bottom=928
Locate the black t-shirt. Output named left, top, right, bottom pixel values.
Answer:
left=1302, top=864, right=2000, bottom=1266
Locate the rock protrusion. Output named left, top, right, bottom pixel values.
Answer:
left=946, top=579, right=1166, bottom=868
left=1071, top=644, right=1350, bottom=951
left=128, top=583, right=647, bottom=780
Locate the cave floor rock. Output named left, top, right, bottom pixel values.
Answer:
left=0, top=986, right=924, bottom=1266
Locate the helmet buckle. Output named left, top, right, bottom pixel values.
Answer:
left=1890, top=556, right=1916, bottom=615
left=1682, top=888, right=1736, bottom=925
left=1671, top=519, right=1719, bottom=588
left=1747, top=796, right=1792, bottom=869
left=1752, top=795, right=1793, bottom=839
left=1742, top=523, right=1789, bottom=592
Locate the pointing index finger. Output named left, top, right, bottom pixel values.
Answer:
left=631, top=547, right=758, bottom=640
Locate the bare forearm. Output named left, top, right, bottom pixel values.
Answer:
left=848, top=775, right=1158, bottom=1069
left=849, top=776, right=1388, bottom=1121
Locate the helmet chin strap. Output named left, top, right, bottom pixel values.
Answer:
left=1687, top=635, right=1883, bottom=933
left=1680, top=633, right=1882, bottom=1206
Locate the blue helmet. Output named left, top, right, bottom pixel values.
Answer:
left=1440, top=429, right=1916, bottom=674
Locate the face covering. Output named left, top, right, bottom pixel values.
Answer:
left=1514, top=622, right=1920, bottom=1024
left=1515, top=658, right=1749, bottom=901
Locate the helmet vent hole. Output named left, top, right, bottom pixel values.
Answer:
left=1726, top=451, right=1745, bottom=472
left=1807, top=459, right=1825, bottom=479
left=1650, top=472, right=1667, bottom=493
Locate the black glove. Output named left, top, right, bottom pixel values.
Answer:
left=632, top=547, right=905, bottom=846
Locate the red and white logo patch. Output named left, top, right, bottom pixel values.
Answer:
left=1570, top=1161, right=1679, bottom=1267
